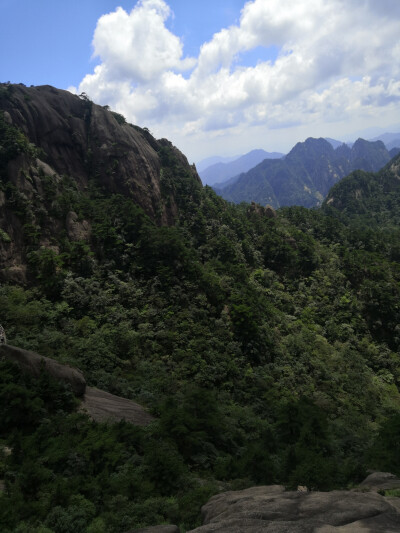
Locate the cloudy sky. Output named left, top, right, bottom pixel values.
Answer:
left=1, top=0, right=400, bottom=162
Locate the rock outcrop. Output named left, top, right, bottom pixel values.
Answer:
left=188, top=478, right=400, bottom=532
left=0, top=83, right=201, bottom=280
left=0, top=344, right=86, bottom=396
left=79, top=386, right=155, bottom=426
left=0, top=84, right=200, bottom=223
left=0, top=344, right=155, bottom=426
left=358, top=471, right=400, bottom=492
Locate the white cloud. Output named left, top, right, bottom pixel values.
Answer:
left=76, top=0, right=400, bottom=160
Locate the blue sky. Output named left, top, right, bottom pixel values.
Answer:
left=1, top=0, right=400, bottom=162
left=0, top=0, right=249, bottom=88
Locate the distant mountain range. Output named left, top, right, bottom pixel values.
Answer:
left=197, top=149, right=284, bottom=186
left=370, top=132, right=400, bottom=151
left=196, top=154, right=239, bottom=173
left=215, top=137, right=399, bottom=208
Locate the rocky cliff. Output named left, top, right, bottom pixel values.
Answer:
left=0, top=83, right=201, bottom=282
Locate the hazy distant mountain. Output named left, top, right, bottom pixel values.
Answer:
left=325, top=137, right=345, bottom=149
left=199, top=149, right=284, bottom=186
left=370, top=132, right=400, bottom=150
left=216, top=137, right=394, bottom=208
left=195, top=155, right=238, bottom=172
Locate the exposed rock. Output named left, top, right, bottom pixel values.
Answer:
left=0, top=344, right=86, bottom=396
left=358, top=472, right=400, bottom=492
left=265, top=204, right=277, bottom=218
left=79, top=386, right=155, bottom=426
left=36, top=158, right=58, bottom=179
left=247, top=202, right=277, bottom=218
left=188, top=482, right=400, bottom=532
left=65, top=211, right=91, bottom=242
left=125, top=526, right=179, bottom=533
left=3, top=110, right=12, bottom=124
left=0, top=84, right=200, bottom=224
left=0, top=325, right=6, bottom=345
left=0, top=83, right=201, bottom=280
left=0, top=344, right=155, bottom=427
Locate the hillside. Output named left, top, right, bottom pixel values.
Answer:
left=198, top=149, right=284, bottom=186
left=0, top=83, right=201, bottom=283
left=324, top=153, right=400, bottom=225
left=0, top=84, right=400, bottom=532
left=216, top=137, right=394, bottom=208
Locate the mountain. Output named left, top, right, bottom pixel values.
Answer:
left=325, top=137, right=345, bottom=149
left=324, top=152, right=400, bottom=225
left=370, top=132, right=400, bottom=151
left=0, top=83, right=201, bottom=282
left=198, top=148, right=284, bottom=186
left=1, top=84, right=400, bottom=532
left=216, top=137, right=394, bottom=208
left=196, top=154, right=238, bottom=172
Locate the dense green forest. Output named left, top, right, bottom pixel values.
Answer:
left=1, top=107, right=400, bottom=532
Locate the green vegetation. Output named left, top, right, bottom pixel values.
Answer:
left=1, top=112, right=400, bottom=531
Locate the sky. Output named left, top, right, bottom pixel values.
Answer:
left=1, top=0, right=400, bottom=163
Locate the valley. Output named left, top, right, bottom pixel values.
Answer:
left=0, top=83, right=400, bottom=532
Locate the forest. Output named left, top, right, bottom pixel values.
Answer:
left=0, top=102, right=400, bottom=532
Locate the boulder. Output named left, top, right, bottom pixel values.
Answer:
left=188, top=482, right=400, bottom=532
left=358, top=471, right=400, bottom=492
left=79, top=387, right=155, bottom=426
left=0, top=344, right=86, bottom=396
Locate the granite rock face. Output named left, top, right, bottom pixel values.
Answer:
left=0, top=83, right=200, bottom=280
left=358, top=471, right=400, bottom=492
left=0, top=344, right=155, bottom=426
left=0, top=343, right=86, bottom=396
left=188, top=481, right=400, bottom=532
left=79, top=386, right=155, bottom=426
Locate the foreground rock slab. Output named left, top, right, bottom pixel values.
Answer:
left=188, top=483, right=400, bottom=532
left=358, top=471, right=400, bottom=492
left=79, top=386, right=155, bottom=426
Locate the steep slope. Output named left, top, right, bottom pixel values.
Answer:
left=199, top=149, right=284, bottom=186
left=217, top=137, right=394, bottom=208
left=1, top=84, right=400, bottom=533
left=324, top=152, right=400, bottom=224
left=0, top=83, right=201, bottom=281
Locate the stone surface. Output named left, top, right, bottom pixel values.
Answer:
left=0, top=83, right=201, bottom=281
left=0, top=344, right=86, bottom=396
left=65, top=211, right=91, bottom=242
left=358, top=471, right=400, bottom=492
left=188, top=482, right=400, bottom=532
left=79, top=386, right=155, bottom=426
left=0, top=344, right=154, bottom=427
left=125, top=526, right=179, bottom=533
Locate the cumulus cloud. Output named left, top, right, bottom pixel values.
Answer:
left=75, top=0, right=400, bottom=159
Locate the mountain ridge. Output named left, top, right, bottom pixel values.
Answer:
left=198, top=148, right=284, bottom=186
left=216, top=136, right=394, bottom=208
left=0, top=83, right=201, bottom=282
